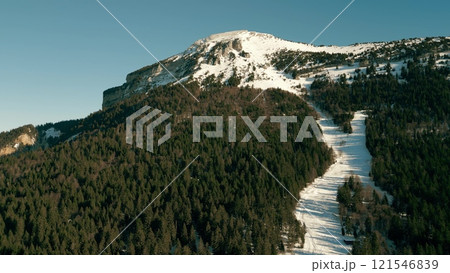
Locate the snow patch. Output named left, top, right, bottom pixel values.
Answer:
left=45, top=127, right=61, bottom=139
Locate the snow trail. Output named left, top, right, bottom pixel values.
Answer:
left=293, top=108, right=391, bottom=255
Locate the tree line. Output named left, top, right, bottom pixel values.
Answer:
left=0, top=84, right=333, bottom=254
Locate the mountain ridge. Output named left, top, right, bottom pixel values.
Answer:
left=102, top=30, right=449, bottom=108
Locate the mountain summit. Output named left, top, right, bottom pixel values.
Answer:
left=102, top=30, right=449, bottom=108
left=0, top=28, right=448, bottom=255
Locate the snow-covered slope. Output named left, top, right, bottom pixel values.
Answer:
left=103, top=30, right=449, bottom=108
left=44, top=127, right=61, bottom=139
left=292, top=108, right=393, bottom=255
left=190, top=30, right=381, bottom=93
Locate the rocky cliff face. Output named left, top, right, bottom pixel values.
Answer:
left=102, top=51, right=198, bottom=108
left=102, top=30, right=302, bottom=108
left=0, top=125, right=37, bottom=157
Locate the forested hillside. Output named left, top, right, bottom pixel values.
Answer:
left=337, top=175, right=393, bottom=254
left=0, top=83, right=333, bottom=254
left=312, top=56, right=450, bottom=254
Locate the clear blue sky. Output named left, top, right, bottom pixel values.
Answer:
left=1, top=0, right=448, bottom=133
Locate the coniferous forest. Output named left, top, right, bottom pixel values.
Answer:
left=0, top=85, right=333, bottom=254
left=312, top=56, right=450, bottom=254
left=0, top=50, right=448, bottom=255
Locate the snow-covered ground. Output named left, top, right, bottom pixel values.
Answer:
left=293, top=108, right=392, bottom=255
left=191, top=31, right=386, bottom=94
left=108, top=30, right=449, bottom=109
left=44, top=127, right=61, bottom=139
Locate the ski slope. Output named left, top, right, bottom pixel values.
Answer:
left=293, top=108, right=392, bottom=255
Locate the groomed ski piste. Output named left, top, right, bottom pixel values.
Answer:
left=293, top=107, right=392, bottom=255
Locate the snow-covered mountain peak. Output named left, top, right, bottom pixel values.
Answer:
left=196, top=30, right=251, bottom=43
left=102, top=31, right=449, bottom=108
left=194, top=30, right=282, bottom=45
